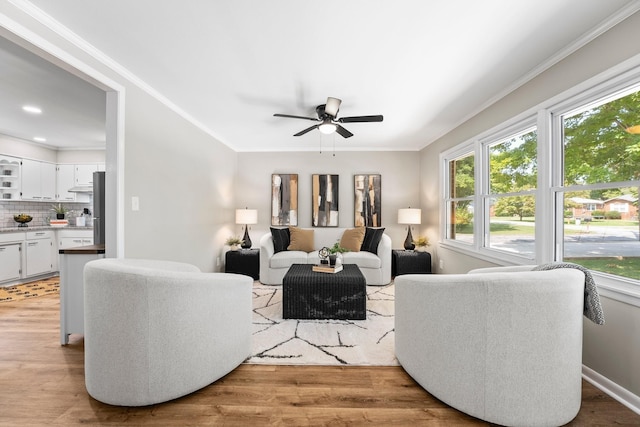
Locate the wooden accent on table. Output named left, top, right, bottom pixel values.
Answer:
left=1, top=293, right=639, bottom=425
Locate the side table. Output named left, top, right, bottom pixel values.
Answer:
left=225, top=248, right=259, bottom=280
left=392, top=249, right=432, bottom=276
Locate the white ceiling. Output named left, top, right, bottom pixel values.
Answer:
left=0, top=35, right=106, bottom=149
left=3, top=1, right=639, bottom=152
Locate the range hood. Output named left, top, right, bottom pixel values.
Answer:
left=67, top=185, right=93, bottom=193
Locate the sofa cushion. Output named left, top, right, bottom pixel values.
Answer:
left=270, top=227, right=290, bottom=253
left=361, top=227, right=385, bottom=254
left=270, top=251, right=309, bottom=268
left=340, top=227, right=366, bottom=252
left=342, top=251, right=382, bottom=269
left=288, top=227, right=315, bottom=252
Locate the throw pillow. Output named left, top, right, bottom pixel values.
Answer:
left=287, top=227, right=315, bottom=252
left=270, top=227, right=290, bottom=253
left=360, top=227, right=385, bottom=254
left=340, top=227, right=366, bottom=252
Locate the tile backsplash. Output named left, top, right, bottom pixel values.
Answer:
left=0, top=201, right=91, bottom=228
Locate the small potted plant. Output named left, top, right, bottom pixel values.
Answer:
left=51, top=203, right=69, bottom=219
left=413, top=236, right=430, bottom=252
left=328, top=242, right=349, bottom=266
left=225, top=236, right=243, bottom=251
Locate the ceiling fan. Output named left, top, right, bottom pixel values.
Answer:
left=274, top=97, right=383, bottom=138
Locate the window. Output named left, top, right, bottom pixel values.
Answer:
left=558, top=86, right=640, bottom=281
left=444, top=151, right=475, bottom=245
left=442, top=69, right=640, bottom=288
left=485, top=127, right=537, bottom=259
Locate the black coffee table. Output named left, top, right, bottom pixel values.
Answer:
left=282, top=264, right=366, bottom=320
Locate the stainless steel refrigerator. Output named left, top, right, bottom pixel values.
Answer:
left=93, top=171, right=105, bottom=245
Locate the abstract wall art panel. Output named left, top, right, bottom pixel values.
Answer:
left=354, top=174, right=381, bottom=227
left=271, top=174, right=298, bottom=226
left=312, top=174, right=339, bottom=227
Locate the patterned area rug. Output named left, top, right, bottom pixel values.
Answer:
left=247, top=282, right=398, bottom=366
left=0, top=277, right=60, bottom=302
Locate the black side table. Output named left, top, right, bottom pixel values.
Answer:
left=392, top=249, right=432, bottom=276
left=225, top=249, right=259, bottom=280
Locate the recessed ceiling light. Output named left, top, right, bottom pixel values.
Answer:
left=33, top=137, right=47, bottom=142
left=22, top=105, right=42, bottom=114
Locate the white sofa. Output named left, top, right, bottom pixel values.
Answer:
left=259, top=228, right=392, bottom=286
left=395, top=265, right=585, bottom=427
left=83, top=258, right=252, bottom=406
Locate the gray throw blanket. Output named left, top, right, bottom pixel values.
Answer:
left=533, top=262, right=605, bottom=325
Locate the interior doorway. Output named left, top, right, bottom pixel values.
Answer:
left=0, top=23, right=124, bottom=257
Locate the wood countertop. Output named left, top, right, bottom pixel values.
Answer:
left=59, top=244, right=105, bottom=255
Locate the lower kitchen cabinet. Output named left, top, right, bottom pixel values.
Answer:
left=0, top=243, right=21, bottom=283
left=0, top=228, right=93, bottom=286
left=25, top=230, right=54, bottom=277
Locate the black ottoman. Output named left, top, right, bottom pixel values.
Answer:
left=282, top=264, right=366, bottom=320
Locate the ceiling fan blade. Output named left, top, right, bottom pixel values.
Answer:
left=294, top=124, right=319, bottom=136
left=338, top=115, right=384, bottom=123
left=274, top=113, right=319, bottom=121
left=335, top=125, right=353, bottom=138
left=324, top=97, right=342, bottom=117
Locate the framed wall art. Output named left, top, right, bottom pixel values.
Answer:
left=271, top=174, right=298, bottom=226
left=312, top=174, right=339, bottom=227
left=354, top=174, right=381, bottom=227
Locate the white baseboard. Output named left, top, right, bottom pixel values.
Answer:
left=582, top=365, right=640, bottom=415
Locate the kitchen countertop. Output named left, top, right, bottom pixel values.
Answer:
left=0, top=225, right=94, bottom=233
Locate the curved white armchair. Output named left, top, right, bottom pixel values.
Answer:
left=83, top=258, right=252, bottom=406
left=395, top=266, right=585, bottom=426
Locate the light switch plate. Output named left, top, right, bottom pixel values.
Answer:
left=131, top=196, right=140, bottom=211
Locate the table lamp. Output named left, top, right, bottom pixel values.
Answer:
left=236, top=208, right=258, bottom=249
left=398, top=208, right=421, bottom=250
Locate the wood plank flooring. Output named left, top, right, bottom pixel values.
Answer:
left=1, top=294, right=639, bottom=426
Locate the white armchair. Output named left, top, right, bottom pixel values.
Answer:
left=395, top=265, right=585, bottom=426
left=83, top=258, right=252, bottom=406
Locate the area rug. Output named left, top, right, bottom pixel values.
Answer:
left=247, top=282, right=398, bottom=366
left=0, top=277, right=60, bottom=302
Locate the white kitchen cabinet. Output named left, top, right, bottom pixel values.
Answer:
left=0, top=243, right=21, bottom=283
left=56, top=164, right=76, bottom=201
left=0, top=155, right=21, bottom=201
left=20, top=158, right=40, bottom=200
left=75, top=164, right=98, bottom=186
left=21, top=158, right=56, bottom=201
left=59, top=247, right=105, bottom=344
left=41, top=162, right=56, bottom=200
left=25, top=230, right=53, bottom=277
left=58, top=229, right=93, bottom=250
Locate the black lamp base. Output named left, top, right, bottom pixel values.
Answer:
left=403, top=227, right=415, bottom=250
left=241, top=226, right=252, bottom=249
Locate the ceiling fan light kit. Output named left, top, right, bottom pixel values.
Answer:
left=318, top=121, right=337, bottom=135
left=274, top=97, right=383, bottom=139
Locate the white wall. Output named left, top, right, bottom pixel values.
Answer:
left=0, top=134, right=57, bottom=163
left=420, top=11, right=640, bottom=401
left=121, top=85, right=237, bottom=271
left=235, top=151, right=421, bottom=251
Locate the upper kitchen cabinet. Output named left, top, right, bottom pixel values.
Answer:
left=21, top=158, right=56, bottom=201
left=75, top=164, right=98, bottom=186
left=0, top=155, right=21, bottom=201
left=56, top=164, right=76, bottom=201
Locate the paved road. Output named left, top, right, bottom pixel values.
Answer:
left=488, top=221, right=639, bottom=257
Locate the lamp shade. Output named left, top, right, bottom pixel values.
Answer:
left=235, top=208, right=258, bottom=225
left=398, top=208, right=421, bottom=225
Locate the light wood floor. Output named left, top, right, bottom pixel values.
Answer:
left=1, top=294, right=639, bottom=426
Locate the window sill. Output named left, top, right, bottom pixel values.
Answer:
left=439, top=241, right=640, bottom=308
